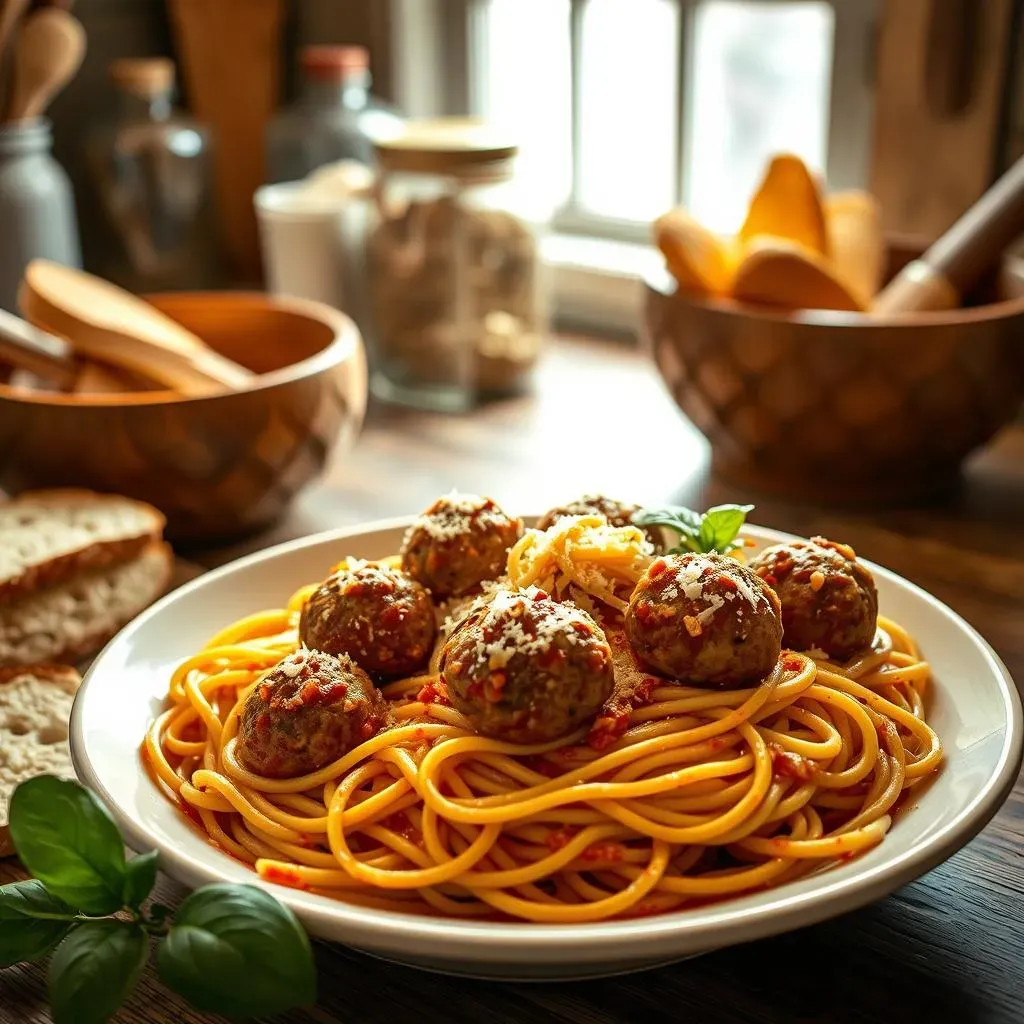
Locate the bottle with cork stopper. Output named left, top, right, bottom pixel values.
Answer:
left=265, top=44, right=403, bottom=185
left=86, top=57, right=217, bottom=292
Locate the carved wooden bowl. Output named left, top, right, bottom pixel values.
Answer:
left=0, top=293, right=367, bottom=539
left=643, top=250, right=1024, bottom=504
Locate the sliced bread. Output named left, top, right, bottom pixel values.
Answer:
left=0, top=542, right=173, bottom=667
left=0, top=664, right=82, bottom=856
left=0, top=489, right=165, bottom=603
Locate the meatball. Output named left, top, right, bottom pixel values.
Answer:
left=537, top=494, right=661, bottom=549
left=748, top=537, right=878, bottom=660
left=401, top=493, right=523, bottom=599
left=626, top=553, right=782, bottom=687
left=538, top=494, right=641, bottom=531
left=236, top=649, right=388, bottom=778
left=299, top=564, right=436, bottom=678
left=440, top=587, right=614, bottom=744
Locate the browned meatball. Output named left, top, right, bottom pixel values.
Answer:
left=299, top=564, right=435, bottom=679
left=440, top=587, right=614, bottom=744
left=236, top=649, right=388, bottom=778
left=538, top=494, right=641, bottom=531
left=626, top=553, right=782, bottom=687
left=537, top=494, right=661, bottom=549
left=401, top=493, right=523, bottom=599
left=748, top=537, right=878, bottom=660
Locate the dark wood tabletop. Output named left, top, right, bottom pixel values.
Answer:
left=2, top=335, right=1023, bottom=1023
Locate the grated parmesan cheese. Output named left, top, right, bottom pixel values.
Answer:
left=279, top=648, right=309, bottom=678
left=403, top=491, right=512, bottom=546
left=506, top=514, right=654, bottom=614
left=464, top=588, right=594, bottom=670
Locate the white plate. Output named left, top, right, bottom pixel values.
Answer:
left=71, top=519, right=1023, bottom=979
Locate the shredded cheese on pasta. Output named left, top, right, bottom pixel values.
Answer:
left=507, top=515, right=655, bottom=613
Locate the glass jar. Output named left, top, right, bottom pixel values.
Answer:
left=367, top=120, right=547, bottom=412
left=86, top=58, right=217, bottom=292
left=266, top=45, right=403, bottom=185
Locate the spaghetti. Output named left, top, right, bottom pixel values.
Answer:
left=145, top=519, right=942, bottom=924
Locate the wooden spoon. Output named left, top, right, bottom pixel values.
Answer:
left=19, top=260, right=254, bottom=396
left=0, top=305, right=77, bottom=387
left=0, top=0, right=31, bottom=58
left=6, top=8, right=85, bottom=122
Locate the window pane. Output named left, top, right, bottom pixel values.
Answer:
left=684, top=1, right=834, bottom=234
left=578, top=0, right=679, bottom=221
left=477, top=0, right=573, bottom=215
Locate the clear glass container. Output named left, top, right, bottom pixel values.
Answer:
left=367, top=119, right=547, bottom=412
left=266, top=45, right=403, bottom=184
left=87, top=58, right=217, bottom=292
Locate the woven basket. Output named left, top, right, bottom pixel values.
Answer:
left=643, top=260, right=1024, bottom=505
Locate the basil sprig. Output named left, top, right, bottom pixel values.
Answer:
left=0, top=776, right=316, bottom=1023
left=634, top=503, right=755, bottom=555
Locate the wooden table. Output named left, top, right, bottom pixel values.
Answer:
left=3, top=336, right=1023, bottom=1023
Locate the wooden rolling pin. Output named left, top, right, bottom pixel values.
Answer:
left=872, top=152, right=1024, bottom=315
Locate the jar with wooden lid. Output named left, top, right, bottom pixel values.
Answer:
left=86, top=58, right=217, bottom=291
left=367, top=119, right=546, bottom=412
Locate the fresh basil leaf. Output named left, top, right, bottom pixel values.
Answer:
left=48, top=920, right=148, bottom=1024
left=158, top=884, right=316, bottom=1019
left=633, top=507, right=702, bottom=534
left=122, top=851, right=159, bottom=910
left=703, top=504, right=754, bottom=553
left=698, top=515, right=717, bottom=552
left=0, top=880, right=77, bottom=967
left=9, top=776, right=127, bottom=915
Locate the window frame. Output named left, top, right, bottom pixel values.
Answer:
left=390, top=0, right=879, bottom=333
left=397, top=0, right=878, bottom=243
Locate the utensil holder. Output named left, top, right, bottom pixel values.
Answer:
left=0, top=120, right=81, bottom=314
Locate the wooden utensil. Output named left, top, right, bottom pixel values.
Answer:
left=168, top=0, right=283, bottom=280
left=872, top=151, right=1024, bottom=314
left=0, top=305, right=76, bottom=387
left=0, top=0, right=31, bottom=57
left=19, top=260, right=254, bottom=395
left=5, top=7, right=85, bottom=122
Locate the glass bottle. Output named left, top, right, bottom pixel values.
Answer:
left=367, top=119, right=548, bottom=413
left=87, top=58, right=217, bottom=292
left=0, top=120, right=81, bottom=314
left=265, top=45, right=403, bottom=184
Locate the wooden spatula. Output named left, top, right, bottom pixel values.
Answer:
left=5, top=7, right=85, bottom=122
left=19, top=260, right=254, bottom=395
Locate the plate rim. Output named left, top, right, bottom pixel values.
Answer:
left=71, top=516, right=1024, bottom=959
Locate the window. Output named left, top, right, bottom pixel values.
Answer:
left=392, top=0, right=878, bottom=327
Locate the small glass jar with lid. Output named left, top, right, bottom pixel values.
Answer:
left=87, top=57, right=217, bottom=292
left=367, top=119, right=547, bottom=412
left=266, top=45, right=403, bottom=185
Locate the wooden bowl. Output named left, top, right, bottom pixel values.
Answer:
left=643, top=248, right=1024, bottom=504
left=0, top=293, right=367, bottom=539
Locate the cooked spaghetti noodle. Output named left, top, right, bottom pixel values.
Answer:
left=145, top=520, right=942, bottom=923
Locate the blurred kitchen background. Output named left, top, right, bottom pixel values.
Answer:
left=48, top=0, right=1024, bottom=337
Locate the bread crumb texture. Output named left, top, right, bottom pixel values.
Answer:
left=0, top=668, right=80, bottom=826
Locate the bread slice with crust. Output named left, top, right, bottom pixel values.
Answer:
left=0, top=664, right=82, bottom=856
left=0, top=542, right=173, bottom=668
left=0, top=489, right=165, bottom=603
